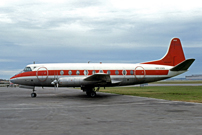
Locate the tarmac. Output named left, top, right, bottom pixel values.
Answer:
left=1, top=87, right=202, bottom=135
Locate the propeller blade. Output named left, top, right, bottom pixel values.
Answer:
left=56, top=83, right=59, bottom=90
left=51, top=71, right=60, bottom=91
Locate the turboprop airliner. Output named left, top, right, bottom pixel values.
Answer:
left=10, top=38, right=195, bottom=98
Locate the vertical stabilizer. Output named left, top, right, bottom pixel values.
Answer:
left=142, top=38, right=186, bottom=66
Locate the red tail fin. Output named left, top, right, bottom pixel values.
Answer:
left=142, top=38, right=186, bottom=66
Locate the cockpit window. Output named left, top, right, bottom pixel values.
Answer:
left=23, top=67, right=32, bottom=72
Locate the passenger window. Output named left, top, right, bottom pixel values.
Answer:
left=107, top=70, right=111, bottom=75
left=68, top=70, right=72, bottom=75
left=60, top=70, right=64, bottom=75
left=122, top=70, right=127, bottom=75
left=115, top=70, right=119, bottom=75
left=76, top=70, right=80, bottom=75
left=130, top=70, right=134, bottom=75
left=92, top=70, right=96, bottom=75
left=99, top=70, right=103, bottom=73
left=84, top=70, right=88, bottom=75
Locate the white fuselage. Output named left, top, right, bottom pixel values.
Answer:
left=10, top=63, right=184, bottom=87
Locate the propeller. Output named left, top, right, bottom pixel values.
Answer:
left=51, top=71, right=59, bottom=90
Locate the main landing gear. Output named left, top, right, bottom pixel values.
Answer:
left=31, top=87, right=37, bottom=98
left=82, top=87, right=100, bottom=98
left=86, top=90, right=96, bottom=97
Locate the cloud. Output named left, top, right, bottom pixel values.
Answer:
left=0, top=59, right=17, bottom=62
left=0, top=0, right=202, bottom=79
left=0, top=69, right=22, bottom=76
left=1, top=1, right=202, bottom=50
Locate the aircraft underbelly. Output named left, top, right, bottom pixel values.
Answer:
left=14, top=74, right=171, bottom=87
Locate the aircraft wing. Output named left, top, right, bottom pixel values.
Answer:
left=84, top=73, right=121, bottom=85
left=84, top=73, right=111, bottom=82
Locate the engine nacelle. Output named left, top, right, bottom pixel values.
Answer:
left=58, top=77, right=80, bottom=86
left=58, top=77, right=96, bottom=87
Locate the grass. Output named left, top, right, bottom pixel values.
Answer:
left=100, top=86, right=202, bottom=103
left=152, top=80, right=202, bottom=84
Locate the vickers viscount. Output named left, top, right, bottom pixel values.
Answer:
left=10, top=38, right=195, bottom=97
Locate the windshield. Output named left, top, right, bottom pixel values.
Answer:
left=23, top=67, right=32, bottom=72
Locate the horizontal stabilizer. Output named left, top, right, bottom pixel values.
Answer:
left=170, top=59, right=195, bottom=71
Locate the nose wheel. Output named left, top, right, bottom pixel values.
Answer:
left=31, top=93, right=37, bottom=98
left=31, top=87, right=37, bottom=98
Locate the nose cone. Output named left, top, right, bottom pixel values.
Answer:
left=9, top=78, right=15, bottom=84
left=10, top=74, right=17, bottom=84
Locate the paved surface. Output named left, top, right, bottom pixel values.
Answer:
left=1, top=87, right=202, bottom=135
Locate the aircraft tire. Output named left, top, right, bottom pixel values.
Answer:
left=90, top=91, right=96, bottom=97
left=86, top=91, right=96, bottom=97
left=31, top=93, right=37, bottom=98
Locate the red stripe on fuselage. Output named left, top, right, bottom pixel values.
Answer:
left=10, top=70, right=169, bottom=79
left=145, top=70, right=169, bottom=75
left=10, top=71, right=36, bottom=79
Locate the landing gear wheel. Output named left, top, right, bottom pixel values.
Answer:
left=86, top=91, right=96, bottom=97
left=31, top=93, right=37, bottom=98
left=90, top=91, right=96, bottom=97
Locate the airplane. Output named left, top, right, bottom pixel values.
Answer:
left=10, top=38, right=195, bottom=98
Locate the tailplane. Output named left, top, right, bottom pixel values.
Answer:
left=142, top=38, right=186, bottom=66
left=170, top=59, right=195, bottom=71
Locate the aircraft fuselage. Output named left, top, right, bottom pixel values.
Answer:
left=10, top=63, right=184, bottom=87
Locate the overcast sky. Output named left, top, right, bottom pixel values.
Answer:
left=0, top=0, right=202, bottom=79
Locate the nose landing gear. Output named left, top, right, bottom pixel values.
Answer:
left=31, top=87, right=37, bottom=98
left=31, top=92, right=37, bottom=98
